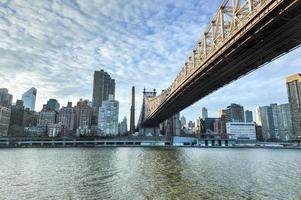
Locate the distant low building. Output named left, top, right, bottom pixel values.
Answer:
left=24, top=126, right=47, bottom=137
left=47, top=123, right=63, bottom=137
left=226, top=122, right=256, bottom=143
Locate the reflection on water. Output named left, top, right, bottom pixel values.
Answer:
left=0, top=148, right=300, bottom=200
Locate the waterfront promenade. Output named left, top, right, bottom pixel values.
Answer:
left=1, top=136, right=300, bottom=149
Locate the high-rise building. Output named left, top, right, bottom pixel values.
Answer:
left=277, top=103, right=293, bottom=141
left=255, top=106, right=262, bottom=126
left=162, top=112, right=180, bottom=138
left=23, top=109, right=38, bottom=127
left=119, top=116, right=128, bottom=135
left=98, top=95, right=119, bottom=136
left=47, top=99, right=60, bottom=112
left=0, top=88, right=13, bottom=107
left=22, top=87, right=37, bottom=111
left=270, top=103, right=280, bottom=139
left=59, top=102, right=76, bottom=133
left=74, top=99, right=93, bottom=136
left=8, top=100, right=25, bottom=136
left=0, top=105, right=11, bottom=137
left=257, top=106, right=272, bottom=140
left=180, top=115, right=186, bottom=129
left=287, top=74, right=301, bottom=139
left=224, top=103, right=244, bottom=122
left=201, top=107, right=208, bottom=120
left=244, top=110, right=253, bottom=122
left=92, top=70, right=115, bottom=109
left=256, top=103, right=293, bottom=141
left=188, top=121, right=195, bottom=130
left=38, top=105, right=57, bottom=126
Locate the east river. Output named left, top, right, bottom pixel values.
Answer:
left=0, top=148, right=300, bottom=200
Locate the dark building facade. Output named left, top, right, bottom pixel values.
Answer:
left=8, top=100, right=25, bottom=136
left=92, top=70, right=115, bottom=109
left=47, top=99, right=60, bottom=112
left=0, top=88, right=13, bottom=107
left=59, top=102, right=76, bottom=134
left=224, top=103, right=244, bottom=122
left=200, top=118, right=218, bottom=133
left=287, top=74, right=301, bottom=139
left=244, top=110, right=253, bottom=122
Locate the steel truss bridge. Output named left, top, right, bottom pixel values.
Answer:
left=139, top=0, right=301, bottom=127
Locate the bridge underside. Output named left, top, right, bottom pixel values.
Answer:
left=143, top=0, right=301, bottom=127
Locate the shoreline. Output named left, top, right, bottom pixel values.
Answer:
left=1, top=145, right=301, bottom=150
left=1, top=137, right=300, bottom=149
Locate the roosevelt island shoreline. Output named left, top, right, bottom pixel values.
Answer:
left=1, top=136, right=300, bottom=149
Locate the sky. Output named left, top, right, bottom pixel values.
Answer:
left=0, top=0, right=300, bottom=124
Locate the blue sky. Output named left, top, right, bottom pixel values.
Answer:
left=0, top=0, right=300, bottom=124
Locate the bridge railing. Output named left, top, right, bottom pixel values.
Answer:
left=145, top=0, right=272, bottom=119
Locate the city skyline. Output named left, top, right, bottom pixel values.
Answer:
left=0, top=1, right=301, bottom=123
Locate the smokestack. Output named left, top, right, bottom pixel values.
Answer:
left=130, top=86, right=135, bottom=134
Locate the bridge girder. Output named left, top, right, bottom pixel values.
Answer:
left=141, top=0, right=301, bottom=127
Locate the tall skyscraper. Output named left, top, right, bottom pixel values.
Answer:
left=255, top=106, right=262, bottom=126
left=130, top=86, right=135, bottom=134
left=277, top=103, right=293, bottom=141
left=0, top=88, right=13, bottom=107
left=98, top=95, right=119, bottom=136
left=287, top=74, right=301, bottom=139
left=257, top=106, right=272, bottom=140
left=244, top=110, right=253, bottom=122
left=92, top=70, right=115, bottom=109
left=22, top=87, right=37, bottom=111
left=256, top=103, right=293, bottom=141
left=47, top=99, right=60, bottom=112
left=201, top=107, right=208, bottom=120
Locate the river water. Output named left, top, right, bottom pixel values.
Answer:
left=0, top=148, right=300, bottom=200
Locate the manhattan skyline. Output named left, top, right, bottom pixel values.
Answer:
left=0, top=0, right=300, bottom=123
